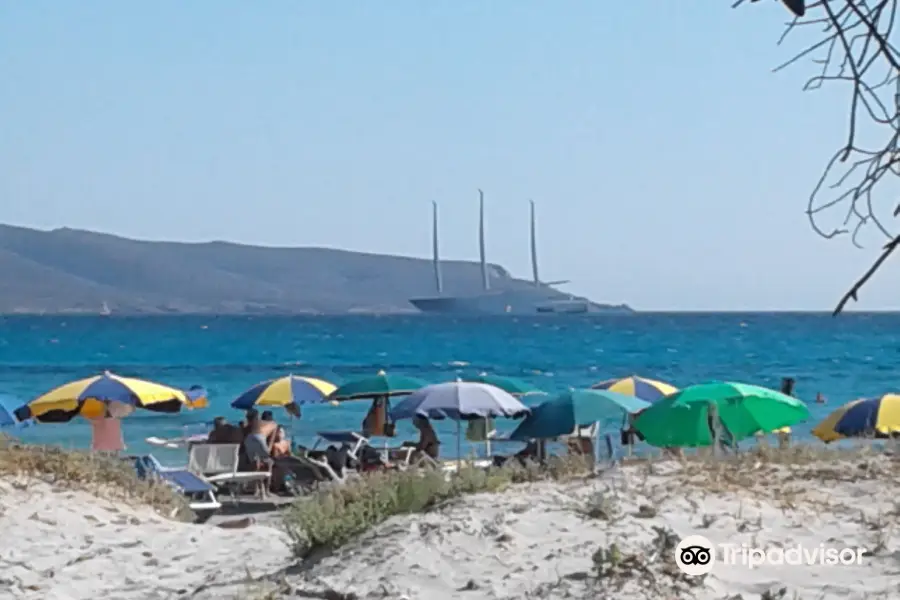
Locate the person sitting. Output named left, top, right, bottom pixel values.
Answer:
left=207, top=416, right=244, bottom=444
left=242, top=410, right=274, bottom=498
left=394, top=416, right=440, bottom=465
left=265, top=426, right=295, bottom=493
left=325, top=444, right=357, bottom=476
left=411, top=416, right=440, bottom=461
left=271, top=426, right=291, bottom=458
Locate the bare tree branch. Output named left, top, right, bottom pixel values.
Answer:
left=742, top=0, right=900, bottom=314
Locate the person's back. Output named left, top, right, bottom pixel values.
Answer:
left=212, top=423, right=244, bottom=444
left=254, top=410, right=278, bottom=440
left=208, top=417, right=244, bottom=444
left=414, top=417, right=440, bottom=459
left=90, top=415, right=124, bottom=453
left=243, top=411, right=272, bottom=466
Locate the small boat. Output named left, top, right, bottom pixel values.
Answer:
left=100, top=301, right=111, bottom=316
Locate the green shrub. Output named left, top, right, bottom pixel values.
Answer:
left=283, top=454, right=593, bottom=558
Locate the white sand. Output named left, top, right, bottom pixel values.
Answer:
left=2, top=452, right=898, bottom=599
left=0, top=479, right=292, bottom=600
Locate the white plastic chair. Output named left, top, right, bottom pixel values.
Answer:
left=187, top=443, right=270, bottom=502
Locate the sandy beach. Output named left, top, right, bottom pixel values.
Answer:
left=2, top=449, right=897, bottom=600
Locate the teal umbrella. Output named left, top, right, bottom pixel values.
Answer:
left=632, top=381, right=809, bottom=448
left=509, top=389, right=648, bottom=441
left=462, top=373, right=542, bottom=397
left=330, top=370, right=428, bottom=401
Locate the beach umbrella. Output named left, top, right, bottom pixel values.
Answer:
left=390, top=381, right=530, bottom=421
left=186, top=385, right=209, bottom=409
left=0, top=396, right=32, bottom=429
left=231, top=375, right=336, bottom=413
left=329, top=371, right=428, bottom=401
left=509, top=389, right=649, bottom=441
left=812, top=394, right=900, bottom=443
left=462, top=373, right=542, bottom=397
left=632, top=382, right=809, bottom=448
left=13, top=371, right=196, bottom=424
left=591, top=375, right=677, bottom=403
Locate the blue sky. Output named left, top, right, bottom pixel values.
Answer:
left=1, top=1, right=895, bottom=311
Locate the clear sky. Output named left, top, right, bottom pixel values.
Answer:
left=1, top=1, right=895, bottom=311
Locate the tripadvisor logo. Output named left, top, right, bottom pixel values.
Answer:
left=674, top=535, right=866, bottom=575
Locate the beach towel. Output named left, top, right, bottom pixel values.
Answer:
left=91, top=417, right=125, bottom=452
left=362, top=398, right=395, bottom=437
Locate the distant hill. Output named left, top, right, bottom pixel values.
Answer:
left=0, top=224, right=586, bottom=314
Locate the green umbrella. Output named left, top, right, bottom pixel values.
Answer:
left=632, top=381, right=809, bottom=447
left=330, top=370, right=429, bottom=401
left=509, top=389, right=649, bottom=441
left=462, top=373, right=542, bottom=396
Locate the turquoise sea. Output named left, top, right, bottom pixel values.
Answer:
left=1, top=313, right=896, bottom=462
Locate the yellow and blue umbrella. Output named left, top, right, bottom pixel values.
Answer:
left=591, top=375, right=677, bottom=403
left=812, top=394, right=900, bottom=443
left=13, top=371, right=195, bottom=423
left=231, top=375, right=336, bottom=412
left=186, top=385, right=209, bottom=409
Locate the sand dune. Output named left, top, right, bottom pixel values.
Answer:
left=2, top=452, right=897, bottom=600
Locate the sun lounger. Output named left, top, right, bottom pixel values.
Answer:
left=286, top=453, right=346, bottom=484
left=187, top=443, right=271, bottom=502
left=312, top=430, right=396, bottom=473
left=313, top=431, right=370, bottom=459
left=131, top=455, right=221, bottom=522
left=145, top=433, right=209, bottom=449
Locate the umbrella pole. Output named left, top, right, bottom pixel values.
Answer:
left=622, top=413, right=633, bottom=457
left=709, top=402, right=720, bottom=457
left=456, top=420, right=462, bottom=470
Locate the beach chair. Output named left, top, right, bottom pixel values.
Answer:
left=187, top=443, right=271, bottom=503
left=563, top=423, right=600, bottom=466
left=312, top=431, right=370, bottom=460
left=131, top=455, right=221, bottom=522
left=289, top=452, right=346, bottom=484
left=312, top=430, right=394, bottom=473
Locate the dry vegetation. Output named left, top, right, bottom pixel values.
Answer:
left=282, top=453, right=595, bottom=558
left=281, top=444, right=899, bottom=599
left=0, top=434, right=191, bottom=520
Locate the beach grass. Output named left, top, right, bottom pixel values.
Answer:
left=0, top=434, right=191, bottom=520
left=282, top=453, right=595, bottom=558
left=282, top=441, right=900, bottom=560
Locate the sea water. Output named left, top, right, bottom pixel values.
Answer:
left=0, top=313, right=896, bottom=463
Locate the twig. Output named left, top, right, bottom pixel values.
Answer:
left=741, top=0, right=900, bottom=313
left=833, top=232, right=900, bottom=314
